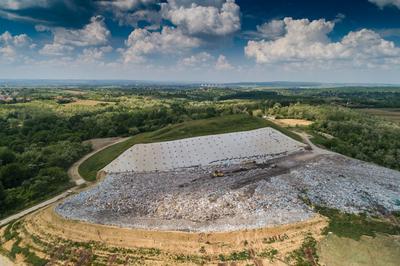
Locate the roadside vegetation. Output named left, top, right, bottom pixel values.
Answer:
left=285, top=234, right=319, bottom=266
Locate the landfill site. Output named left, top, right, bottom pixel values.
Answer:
left=56, top=128, right=400, bottom=232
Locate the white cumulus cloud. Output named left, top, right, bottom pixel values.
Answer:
left=167, top=0, right=225, bottom=9
left=369, top=0, right=400, bottom=8
left=121, top=27, right=202, bottom=63
left=97, top=0, right=158, bottom=11
left=215, top=54, right=233, bottom=70
left=245, top=17, right=400, bottom=68
left=51, top=16, right=110, bottom=47
left=256, top=20, right=286, bottom=40
left=161, top=0, right=240, bottom=36
left=39, top=43, right=74, bottom=56
left=180, top=52, right=213, bottom=67
left=38, top=16, right=111, bottom=57
left=0, top=31, right=31, bottom=46
left=79, top=46, right=113, bottom=63
left=97, top=0, right=161, bottom=27
left=0, top=31, right=33, bottom=60
left=0, top=0, right=50, bottom=10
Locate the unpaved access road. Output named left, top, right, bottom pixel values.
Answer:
left=0, top=190, right=73, bottom=227
left=69, top=137, right=129, bottom=185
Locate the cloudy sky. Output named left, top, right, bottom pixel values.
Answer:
left=1, top=0, right=400, bottom=83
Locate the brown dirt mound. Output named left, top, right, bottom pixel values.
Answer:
left=19, top=206, right=328, bottom=265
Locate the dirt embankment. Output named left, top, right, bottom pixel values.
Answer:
left=20, top=206, right=328, bottom=264
left=0, top=254, right=15, bottom=266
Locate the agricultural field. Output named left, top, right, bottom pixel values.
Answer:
left=358, top=108, right=400, bottom=123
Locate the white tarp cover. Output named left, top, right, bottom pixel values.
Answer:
left=103, top=127, right=306, bottom=173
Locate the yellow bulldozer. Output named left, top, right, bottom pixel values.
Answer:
left=211, top=170, right=224, bottom=178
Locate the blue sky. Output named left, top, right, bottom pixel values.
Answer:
left=1, top=0, right=400, bottom=83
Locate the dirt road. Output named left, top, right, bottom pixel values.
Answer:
left=0, top=190, right=73, bottom=227
left=68, top=137, right=130, bottom=185
left=296, top=131, right=333, bottom=155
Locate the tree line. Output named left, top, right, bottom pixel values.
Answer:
left=268, top=103, right=400, bottom=171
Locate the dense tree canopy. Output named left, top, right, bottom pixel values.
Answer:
left=0, top=163, right=31, bottom=189
left=0, top=182, right=5, bottom=212
left=0, top=147, right=16, bottom=166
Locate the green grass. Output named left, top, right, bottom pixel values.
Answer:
left=11, top=242, right=48, bottom=266
left=304, top=130, right=331, bottom=149
left=285, top=234, right=319, bottom=266
left=218, top=250, right=251, bottom=261
left=316, top=206, right=400, bottom=240
left=258, top=248, right=279, bottom=262
left=79, top=114, right=302, bottom=181
left=2, top=221, right=48, bottom=266
left=3, top=221, right=20, bottom=241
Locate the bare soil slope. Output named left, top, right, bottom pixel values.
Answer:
left=18, top=205, right=328, bottom=265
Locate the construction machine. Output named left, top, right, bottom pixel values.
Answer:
left=211, top=170, right=224, bottom=177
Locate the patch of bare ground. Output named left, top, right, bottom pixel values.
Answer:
left=64, top=99, right=113, bottom=106
left=0, top=255, right=14, bottom=266
left=318, top=234, right=400, bottom=266
left=62, top=89, right=86, bottom=95
left=19, top=205, right=328, bottom=265
left=1, top=240, right=13, bottom=252
left=273, top=119, right=313, bottom=127
left=83, top=137, right=127, bottom=151
left=0, top=239, right=24, bottom=266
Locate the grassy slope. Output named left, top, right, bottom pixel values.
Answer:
left=316, top=207, right=400, bottom=240
left=79, top=114, right=302, bottom=181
